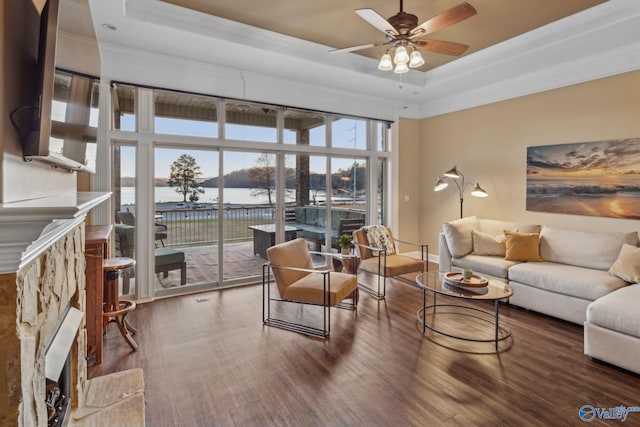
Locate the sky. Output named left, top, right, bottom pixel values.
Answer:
left=527, top=139, right=640, bottom=178
left=118, top=115, right=367, bottom=180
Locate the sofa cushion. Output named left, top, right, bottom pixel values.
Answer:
left=608, top=243, right=640, bottom=283
left=472, top=230, right=506, bottom=256
left=504, top=230, right=542, bottom=262
left=453, top=254, right=519, bottom=280
left=586, top=284, right=640, bottom=338
left=539, top=227, right=628, bottom=271
left=443, top=216, right=478, bottom=258
left=509, top=261, right=628, bottom=301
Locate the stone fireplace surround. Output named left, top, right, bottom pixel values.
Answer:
left=0, top=192, right=144, bottom=426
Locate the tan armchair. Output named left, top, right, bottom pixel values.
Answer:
left=263, top=238, right=358, bottom=338
left=353, top=226, right=428, bottom=300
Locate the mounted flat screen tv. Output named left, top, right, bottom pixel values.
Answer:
left=23, top=0, right=99, bottom=173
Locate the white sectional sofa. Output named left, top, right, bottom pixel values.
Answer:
left=438, top=216, right=640, bottom=374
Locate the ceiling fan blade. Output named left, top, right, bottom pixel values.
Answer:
left=413, top=39, right=470, bottom=56
left=409, top=2, right=477, bottom=39
left=355, top=8, right=399, bottom=36
left=330, top=41, right=389, bottom=54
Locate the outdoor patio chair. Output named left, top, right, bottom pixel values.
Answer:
left=114, top=224, right=186, bottom=293
left=116, top=211, right=168, bottom=247
left=353, top=225, right=428, bottom=300
left=263, top=238, right=358, bottom=338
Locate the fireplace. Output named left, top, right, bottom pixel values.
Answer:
left=45, top=355, right=71, bottom=427
left=0, top=191, right=146, bottom=426
left=44, top=306, right=83, bottom=427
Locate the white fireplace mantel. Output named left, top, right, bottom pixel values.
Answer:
left=0, top=192, right=111, bottom=274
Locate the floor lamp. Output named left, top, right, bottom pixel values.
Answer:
left=434, top=166, right=488, bottom=218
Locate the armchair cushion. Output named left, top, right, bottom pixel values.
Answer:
left=155, top=247, right=185, bottom=266
left=283, top=272, right=357, bottom=306
left=360, top=254, right=424, bottom=277
left=266, top=238, right=314, bottom=296
left=114, top=224, right=135, bottom=258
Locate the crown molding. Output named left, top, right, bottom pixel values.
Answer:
left=418, top=0, right=640, bottom=117
left=89, top=0, right=640, bottom=120
left=0, top=192, right=111, bottom=273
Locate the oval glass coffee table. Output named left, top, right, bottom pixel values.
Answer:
left=415, top=271, right=513, bottom=350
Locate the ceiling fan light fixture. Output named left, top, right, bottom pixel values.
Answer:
left=332, top=1, right=477, bottom=74
left=409, top=49, right=425, bottom=68
left=393, top=45, right=409, bottom=65
left=394, top=62, right=409, bottom=74
left=378, top=52, right=393, bottom=71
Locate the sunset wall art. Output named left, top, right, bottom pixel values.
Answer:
left=526, top=138, right=640, bottom=219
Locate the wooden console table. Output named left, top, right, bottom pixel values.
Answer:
left=85, top=225, right=112, bottom=365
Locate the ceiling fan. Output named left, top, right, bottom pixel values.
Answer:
left=331, top=1, right=477, bottom=73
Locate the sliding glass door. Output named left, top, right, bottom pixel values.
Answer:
left=153, top=147, right=219, bottom=295
left=108, top=82, right=390, bottom=299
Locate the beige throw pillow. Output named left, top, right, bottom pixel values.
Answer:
left=443, top=216, right=478, bottom=258
left=608, top=243, right=640, bottom=283
left=472, top=230, right=506, bottom=256
left=504, top=230, right=543, bottom=262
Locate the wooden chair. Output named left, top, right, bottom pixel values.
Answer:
left=353, top=226, right=428, bottom=300
left=263, top=238, right=358, bottom=338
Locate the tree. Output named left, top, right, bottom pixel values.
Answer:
left=168, top=154, right=205, bottom=203
left=249, top=154, right=276, bottom=205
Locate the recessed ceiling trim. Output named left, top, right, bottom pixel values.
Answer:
left=124, top=0, right=426, bottom=86
left=419, top=0, right=640, bottom=117
left=90, top=0, right=640, bottom=120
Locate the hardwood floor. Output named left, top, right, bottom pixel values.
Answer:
left=89, top=269, right=640, bottom=426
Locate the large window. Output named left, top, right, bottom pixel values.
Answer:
left=111, top=83, right=136, bottom=131
left=332, top=116, right=367, bottom=150
left=225, top=101, right=277, bottom=142
left=109, top=83, right=391, bottom=298
left=284, top=109, right=326, bottom=147
left=154, top=90, right=218, bottom=137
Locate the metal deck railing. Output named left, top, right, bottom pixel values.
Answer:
left=155, top=205, right=276, bottom=247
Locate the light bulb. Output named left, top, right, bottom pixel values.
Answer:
left=393, top=45, right=409, bottom=65
left=409, top=50, right=425, bottom=68
left=378, top=53, right=393, bottom=71
left=470, top=183, right=489, bottom=198
left=434, top=177, right=448, bottom=192
left=394, top=62, right=409, bottom=74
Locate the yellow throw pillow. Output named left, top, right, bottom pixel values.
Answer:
left=504, top=230, right=542, bottom=262
left=608, top=243, right=640, bottom=283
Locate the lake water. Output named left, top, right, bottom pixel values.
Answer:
left=121, top=187, right=315, bottom=207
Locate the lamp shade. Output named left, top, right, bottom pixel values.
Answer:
left=409, top=50, right=425, bottom=68
left=394, top=62, right=409, bottom=74
left=378, top=53, right=393, bottom=71
left=443, top=166, right=461, bottom=179
left=470, top=183, right=488, bottom=198
left=434, top=177, right=448, bottom=192
left=393, top=45, right=409, bottom=65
